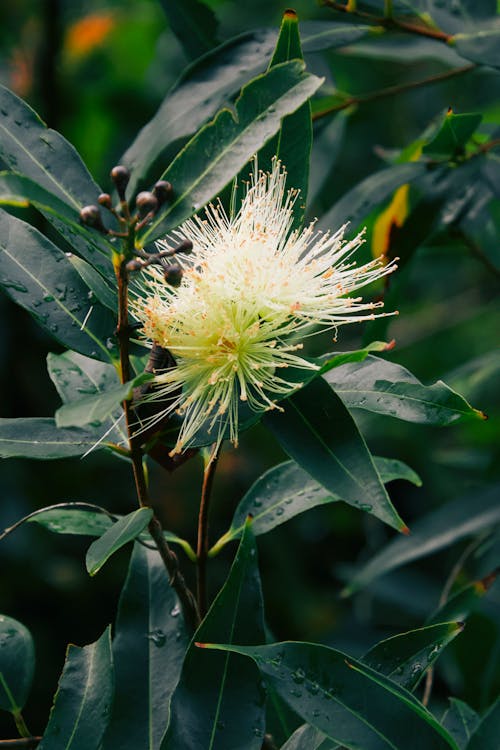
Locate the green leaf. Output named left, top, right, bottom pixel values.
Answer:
left=323, top=355, right=485, bottom=425
left=319, top=162, right=426, bottom=235
left=158, top=0, right=218, bottom=61
left=162, top=523, right=266, bottom=750
left=423, top=111, right=483, bottom=158
left=67, top=254, right=117, bottom=312
left=465, top=697, right=500, bottom=750
left=0, top=210, right=118, bottom=362
left=343, top=485, right=500, bottom=596
left=85, top=508, right=153, bottom=576
left=0, top=418, right=107, bottom=460
left=48, top=350, right=127, bottom=443
left=102, top=543, right=190, bottom=750
left=199, top=641, right=459, bottom=750
left=0, top=615, right=35, bottom=713
left=300, top=21, right=373, bottom=52
left=442, top=699, right=479, bottom=749
left=426, top=573, right=498, bottom=625
left=452, top=29, right=500, bottom=69
left=260, top=10, right=312, bottom=229
left=27, top=506, right=114, bottom=537
left=55, top=371, right=153, bottom=429
left=0, top=171, right=114, bottom=278
left=140, top=60, right=323, bottom=245
left=121, top=31, right=277, bottom=198
left=210, top=456, right=420, bottom=554
left=280, top=724, right=326, bottom=750
left=264, top=377, right=407, bottom=532
left=38, top=628, right=113, bottom=750
left=363, top=622, right=464, bottom=692
left=0, top=84, right=102, bottom=209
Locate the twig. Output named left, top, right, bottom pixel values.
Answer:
left=196, top=445, right=220, bottom=618
left=0, top=739, right=42, bottom=748
left=322, top=1, right=452, bottom=42
left=313, top=65, right=475, bottom=122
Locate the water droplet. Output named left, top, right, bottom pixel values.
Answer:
left=253, top=728, right=263, bottom=738
left=275, top=507, right=285, bottom=516
left=292, top=667, right=306, bottom=684
left=2, top=280, right=28, bottom=293
left=216, top=720, right=225, bottom=731
left=106, top=337, right=115, bottom=350
left=290, top=687, right=302, bottom=698
left=359, top=503, right=372, bottom=512
left=170, top=603, right=181, bottom=618
left=312, top=709, right=321, bottom=718
left=307, top=681, right=320, bottom=695
left=43, top=294, right=54, bottom=302
left=271, top=653, right=282, bottom=669
left=147, top=629, right=166, bottom=647
left=50, top=323, right=58, bottom=333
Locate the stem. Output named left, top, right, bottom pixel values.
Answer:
left=114, top=241, right=200, bottom=631
left=0, top=740, right=41, bottom=748
left=196, top=445, right=220, bottom=618
left=313, top=64, right=475, bottom=122
left=384, top=0, right=393, bottom=19
left=12, top=714, right=30, bottom=740
left=322, top=1, right=452, bottom=41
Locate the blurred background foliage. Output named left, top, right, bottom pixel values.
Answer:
left=0, top=0, right=499, bottom=739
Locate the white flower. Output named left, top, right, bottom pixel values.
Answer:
left=133, top=159, right=397, bottom=454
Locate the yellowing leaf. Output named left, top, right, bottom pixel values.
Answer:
left=372, top=182, right=410, bottom=259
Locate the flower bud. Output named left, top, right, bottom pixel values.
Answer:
left=164, top=263, right=183, bottom=287
left=80, top=205, right=107, bottom=232
left=153, top=180, right=173, bottom=206
left=174, top=239, right=193, bottom=254
left=136, top=191, right=159, bottom=218
left=98, top=192, right=113, bottom=209
left=110, top=165, right=130, bottom=200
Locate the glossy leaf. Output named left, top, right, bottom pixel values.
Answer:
left=48, top=350, right=126, bottom=442
left=0, top=84, right=102, bottom=208
left=260, top=10, right=312, bottom=229
left=210, top=456, right=420, bottom=554
left=264, top=377, right=407, bottom=532
left=300, top=21, right=373, bottom=52
left=363, top=622, right=464, bottom=692
left=55, top=371, right=153, bottom=429
left=158, top=0, right=218, bottom=60
left=465, top=697, right=500, bottom=750
left=442, top=699, right=479, bottom=749
left=0, top=615, right=35, bottom=713
left=162, top=524, right=266, bottom=750
left=200, top=641, right=459, bottom=750
left=323, top=355, right=485, bottom=425
left=319, top=162, right=426, bottom=235
left=0, top=418, right=107, bottom=459
left=0, top=210, right=118, bottom=362
left=343, top=485, right=500, bottom=596
left=453, top=29, right=500, bottom=69
left=102, top=543, right=190, bottom=750
left=85, top=507, right=153, bottom=576
left=140, top=60, right=323, bottom=244
left=67, top=254, right=117, bottom=312
left=38, top=628, right=113, bottom=750
left=0, top=171, right=114, bottom=278
left=121, top=31, right=276, bottom=198
left=280, top=723, right=326, bottom=750
left=423, top=111, right=482, bottom=158
left=426, top=573, right=498, bottom=625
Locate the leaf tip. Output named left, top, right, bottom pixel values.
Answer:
left=400, top=524, right=411, bottom=536
left=283, top=8, right=298, bottom=20
left=195, top=641, right=209, bottom=649
left=383, top=338, right=397, bottom=351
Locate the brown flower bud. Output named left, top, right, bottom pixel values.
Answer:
left=164, top=263, right=183, bottom=287
left=98, top=192, right=113, bottom=209
left=110, top=165, right=130, bottom=200
left=153, top=180, right=173, bottom=206
left=80, top=205, right=107, bottom=232
left=136, top=191, right=159, bottom=218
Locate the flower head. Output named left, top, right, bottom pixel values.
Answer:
left=133, top=159, right=396, bottom=454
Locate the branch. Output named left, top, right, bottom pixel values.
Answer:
left=313, top=64, right=475, bottom=122
left=322, top=1, right=452, bottom=42
left=0, top=740, right=41, bottom=748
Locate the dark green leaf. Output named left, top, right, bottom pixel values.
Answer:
left=27, top=506, right=114, bottom=537
left=38, top=628, right=113, bottom=750
left=264, top=377, right=407, bottom=532
left=55, top=371, right=153, bottom=429
left=453, top=29, right=500, bottom=69
left=343, top=485, right=500, bottom=596
left=210, top=456, right=419, bottom=554
left=319, top=162, right=426, bottom=235
left=280, top=723, right=326, bottom=750
left=323, top=355, right=485, bottom=425
left=260, top=11, right=312, bottom=228
left=200, top=641, right=459, bottom=750
left=48, top=350, right=127, bottom=443
left=162, top=524, right=266, bottom=750
left=121, top=31, right=277, bottom=198
left=465, top=697, right=500, bottom=750
left=102, top=543, right=190, bottom=750
left=426, top=573, right=498, bottom=625
left=0, top=84, right=102, bottom=208
left=158, top=0, right=218, bottom=61
left=0, top=210, right=118, bottom=362
left=0, top=418, right=107, bottom=460
left=67, top=255, right=117, bottom=312
left=442, top=699, right=479, bottom=749
left=0, top=615, right=35, bottom=713
left=423, top=111, right=483, bottom=158
left=300, top=21, right=373, bottom=52
left=363, top=622, right=464, bottom=691
left=0, top=171, right=114, bottom=278
left=85, top=508, right=153, bottom=576
left=140, top=61, right=323, bottom=245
